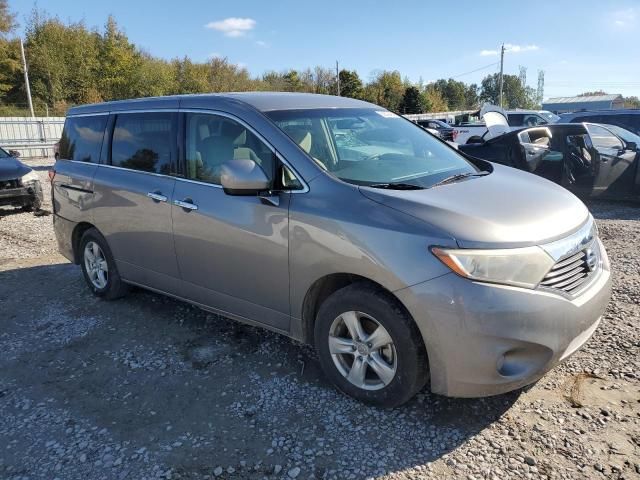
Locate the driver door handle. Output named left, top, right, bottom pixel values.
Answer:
left=174, top=198, right=198, bottom=211
left=147, top=192, right=167, bottom=202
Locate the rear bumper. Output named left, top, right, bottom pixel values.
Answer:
left=395, top=239, right=612, bottom=397
left=53, top=213, right=77, bottom=263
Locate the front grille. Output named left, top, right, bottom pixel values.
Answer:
left=0, top=179, right=21, bottom=190
left=539, top=246, right=597, bottom=294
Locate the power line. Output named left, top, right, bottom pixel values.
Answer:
left=450, top=61, right=500, bottom=79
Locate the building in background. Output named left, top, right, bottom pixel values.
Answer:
left=542, top=94, right=624, bottom=114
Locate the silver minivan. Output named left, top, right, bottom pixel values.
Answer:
left=52, top=93, right=611, bottom=407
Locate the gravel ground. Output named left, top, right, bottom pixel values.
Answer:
left=0, top=159, right=638, bottom=480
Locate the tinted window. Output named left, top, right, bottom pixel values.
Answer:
left=586, top=124, right=623, bottom=150
left=507, top=114, right=524, bottom=126
left=0, top=147, right=9, bottom=158
left=59, top=115, right=107, bottom=163
left=111, top=112, right=176, bottom=174
left=185, top=113, right=276, bottom=185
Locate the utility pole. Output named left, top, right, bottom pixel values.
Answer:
left=498, top=44, right=505, bottom=108
left=336, top=60, right=340, bottom=96
left=19, top=37, right=35, bottom=118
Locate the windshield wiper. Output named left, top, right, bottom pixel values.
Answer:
left=368, top=182, right=424, bottom=190
left=429, top=171, right=490, bottom=189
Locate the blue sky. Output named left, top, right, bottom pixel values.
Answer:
left=10, top=0, right=640, bottom=99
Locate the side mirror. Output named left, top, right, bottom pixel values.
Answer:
left=8, top=149, right=20, bottom=158
left=625, top=141, right=637, bottom=151
left=220, top=159, right=270, bottom=196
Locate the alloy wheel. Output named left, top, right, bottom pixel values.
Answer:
left=84, top=241, right=108, bottom=289
left=328, top=311, right=397, bottom=391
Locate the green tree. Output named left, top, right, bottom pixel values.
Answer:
left=623, top=96, right=640, bottom=109
left=421, top=85, right=448, bottom=112
left=432, top=79, right=468, bottom=110
left=399, top=86, right=424, bottom=114
left=0, top=0, right=16, bottom=36
left=99, top=15, right=140, bottom=100
left=364, top=70, right=404, bottom=111
left=578, top=90, right=608, bottom=96
left=465, top=83, right=479, bottom=109
left=24, top=12, right=102, bottom=111
left=479, top=73, right=536, bottom=109
left=338, top=69, right=363, bottom=99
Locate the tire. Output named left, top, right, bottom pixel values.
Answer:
left=314, top=283, right=429, bottom=408
left=79, top=228, right=129, bottom=300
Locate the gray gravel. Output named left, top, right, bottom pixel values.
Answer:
left=0, top=159, right=638, bottom=480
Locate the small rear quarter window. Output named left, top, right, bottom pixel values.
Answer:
left=59, top=115, right=108, bottom=163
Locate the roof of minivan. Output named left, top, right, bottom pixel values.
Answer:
left=66, top=92, right=377, bottom=116
left=559, top=109, right=640, bottom=118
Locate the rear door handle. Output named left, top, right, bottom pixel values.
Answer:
left=147, top=192, right=167, bottom=202
left=174, top=199, right=198, bottom=211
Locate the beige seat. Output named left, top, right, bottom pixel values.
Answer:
left=281, top=125, right=327, bottom=170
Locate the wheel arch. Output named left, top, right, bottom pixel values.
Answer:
left=300, top=273, right=423, bottom=349
left=71, top=221, right=97, bottom=264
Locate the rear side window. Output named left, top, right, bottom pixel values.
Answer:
left=59, top=115, right=108, bottom=163
left=111, top=112, right=177, bottom=174
left=507, top=114, right=524, bottom=127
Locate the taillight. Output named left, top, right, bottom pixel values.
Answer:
left=48, top=169, right=56, bottom=182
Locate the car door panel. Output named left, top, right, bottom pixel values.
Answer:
left=92, top=111, right=180, bottom=290
left=171, top=111, right=292, bottom=331
left=172, top=181, right=291, bottom=330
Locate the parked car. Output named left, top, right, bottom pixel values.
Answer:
left=454, top=106, right=560, bottom=145
left=507, top=110, right=560, bottom=127
left=0, top=146, right=44, bottom=212
left=415, top=119, right=456, bottom=141
left=559, top=109, right=640, bottom=136
left=459, top=123, right=640, bottom=201
left=52, top=93, right=611, bottom=407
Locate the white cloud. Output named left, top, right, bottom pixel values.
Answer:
left=611, top=8, right=636, bottom=29
left=505, top=43, right=539, bottom=53
left=480, top=44, right=539, bottom=56
left=255, top=40, right=268, bottom=47
left=205, top=17, right=256, bottom=37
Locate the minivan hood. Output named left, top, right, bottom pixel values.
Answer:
left=0, top=156, right=31, bottom=182
left=359, top=163, right=589, bottom=249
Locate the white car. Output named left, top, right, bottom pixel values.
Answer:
left=454, top=106, right=559, bottom=145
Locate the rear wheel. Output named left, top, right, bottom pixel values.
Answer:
left=314, top=283, right=429, bottom=407
left=79, top=228, right=129, bottom=299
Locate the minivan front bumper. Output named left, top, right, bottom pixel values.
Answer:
left=395, top=239, right=612, bottom=397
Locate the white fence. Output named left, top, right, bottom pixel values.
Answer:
left=0, top=117, right=65, bottom=158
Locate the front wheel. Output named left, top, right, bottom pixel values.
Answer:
left=314, top=283, right=429, bottom=407
left=79, top=228, right=129, bottom=300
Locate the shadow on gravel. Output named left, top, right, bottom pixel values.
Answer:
left=586, top=199, right=640, bottom=220
left=1, top=262, right=521, bottom=479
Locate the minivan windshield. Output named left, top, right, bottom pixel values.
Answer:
left=267, top=108, right=479, bottom=188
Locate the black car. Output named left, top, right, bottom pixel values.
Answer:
left=559, top=109, right=640, bottom=136
left=0, top=147, right=44, bottom=212
left=416, top=119, right=456, bottom=141
left=459, top=123, right=640, bottom=201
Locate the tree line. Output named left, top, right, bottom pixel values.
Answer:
left=0, top=2, right=549, bottom=117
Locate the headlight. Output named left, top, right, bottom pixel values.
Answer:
left=431, top=246, right=555, bottom=289
left=21, top=170, right=39, bottom=184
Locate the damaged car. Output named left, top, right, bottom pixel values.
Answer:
left=0, top=146, right=44, bottom=212
left=459, top=119, right=640, bottom=201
